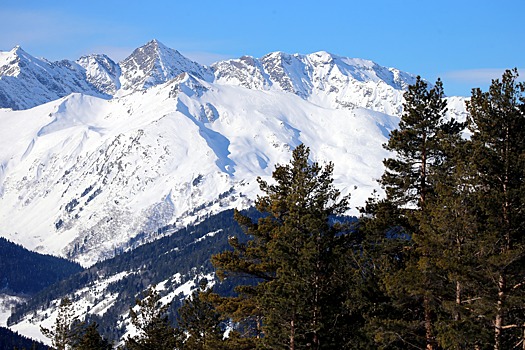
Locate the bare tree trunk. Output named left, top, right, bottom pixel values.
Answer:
left=420, top=133, right=433, bottom=350
left=494, top=273, right=506, bottom=350
left=313, top=235, right=321, bottom=350
left=290, top=318, right=295, bottom=350
left=495, top=140, right=510, bottom=350
left=424, top=294, right=434, bottom=350
left=455, top=280, right=462, bottom=322
left=522, top=322, right=525, bottom=350
left=455, top=234, right=462, bottom=322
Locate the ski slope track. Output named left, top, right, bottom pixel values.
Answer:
left=0, top=40, right=468, bottom=266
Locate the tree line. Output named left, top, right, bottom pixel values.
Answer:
left=37, top=69, right=525, bottom=349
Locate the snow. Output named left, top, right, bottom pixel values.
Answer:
left=8, top=271, right=131, bottom=345
left=116, top=272, right=214, bottom=346
left=0, top=294, right=24, bottom=327
left=0, top=40, right=469, bottom=267
left=194, top=229, right=222, bottom=243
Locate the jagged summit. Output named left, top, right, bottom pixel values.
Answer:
left=0, top=41, right=421, bottom=113
left=0, top=46, right=40, bottom=76
left=0, top=45, right=110, bottom=110
left=76, top=54, right=121, bottom=95
left=118, top=39, right=213, bottom=91
left=213, top=50, right=418, bottom=115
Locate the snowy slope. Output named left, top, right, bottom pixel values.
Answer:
left=119, top=39, right=213, bottom=92
left=0, top=40, right=469, bottom=266
left=0, top=46, right=110, bottom=110
left=7, top=210, right=241, bottom=346
left=0, top=76, right=399, bottom=266
left=212, top=51, right=415, bottom=115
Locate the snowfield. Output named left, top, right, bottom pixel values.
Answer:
left=0, top=40, right=468, bottom=266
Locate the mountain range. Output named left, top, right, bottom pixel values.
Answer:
left=0, top=39, right=468, bottom=266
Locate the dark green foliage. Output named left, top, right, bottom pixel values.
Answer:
left=0, top=237, right=83, bottom=295
left=72, top=322, right=112, bottom=350
left=363, top=70, right=525, bottom=349
left=381, top=76, right=454, bottom=209
left=213, top=144, right=362, bottom=349
left=365, top=77, right=464, bottom=349
left=417, top=129, right=493, bottom=349
left=0, top=326, right=49, bottom=350
left=175, top=281, right=228, bottom=350
left=465, top=68, right=525, bottom=350
left=124, top=287, right=178, bottom=350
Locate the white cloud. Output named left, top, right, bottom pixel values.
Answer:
left=443, top=68, right=525, bottom=84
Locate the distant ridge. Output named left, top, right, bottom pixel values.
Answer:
left=0, top=237, right=83, bottom=295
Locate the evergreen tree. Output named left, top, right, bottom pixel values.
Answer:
left=418, top=124, right=491, bottom=349
left=124, top=286, right=178, bottom=350
left=72, top=322, right=112, bottom=350
left=213, top=144, right=357, bottom=349
left=175, top=281, right=228, bottom=350
left=366, top=77, right=463, bottom=349
left=466, top=68, right=525, bottom=350
left=40, top=297, right=78, bottom=350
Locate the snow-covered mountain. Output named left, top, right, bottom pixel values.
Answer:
left=77, top=54, right=121, bottom=95
left=212, top=51, right=413, bottom=116
left=0, top=46, right=111, bottom=110
left=0, top=40, right=468, bottom=267
left=119, top=39, right=213, bottom=91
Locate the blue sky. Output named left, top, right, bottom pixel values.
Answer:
left=1, top=0, right=523, bottom=96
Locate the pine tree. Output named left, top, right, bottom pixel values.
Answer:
left=212, top=144, right=356, bottom=349
left=367, top=77, right=463, bottom=349
left=124, top=286, right=178, bottom=350
left=175, top=281, right=227, bottom=350
left=466, top=68, right=525, bottom=350
left=40, top=297, right=78, bottom=350
left=72, top=322, right=112, bottom=350
left=419, top=125, right=492, bottom=348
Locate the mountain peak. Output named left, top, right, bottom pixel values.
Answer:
left=141, top=39, right=174, bottom=54
left=76, top=54, right=121, bottom=95
left=119, top=40, right=212, bottom=91
left=308, top=50, right=337, bottom=62
left=6, top=45, right=34, bottom=62
left=11, top=45, right=23, bottom=53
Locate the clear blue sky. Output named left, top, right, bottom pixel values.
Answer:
left=1, top=0, right=523, bottom=96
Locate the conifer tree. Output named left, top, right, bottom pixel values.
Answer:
left=124, top=286, right=178, bottom=350
left=367, top=77, right=463, bottom=349
left=418, top=125, right=491, bottom=348
left=40, top=297, right=78, bottom=350
left=175, top=281, right=227, bottom=350
left=212, top=144, right=355, bottom=349
left=72, top=322, right=112, bottom=350
left=466, top=68, right=525, bottom=350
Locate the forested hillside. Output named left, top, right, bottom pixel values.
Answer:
left=0, top=238, right=83, bottom=295
left=0, top=326, right=49, bottom=350
left=7, top=209, right=257, bottom=342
